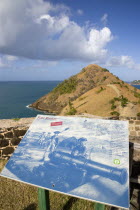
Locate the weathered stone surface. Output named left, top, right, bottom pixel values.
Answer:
left=130, top=131, right=136, bottom=136
left=2, top=147, right=14, bottom=155
left=0, top=133, right=4, bottom=140
left=0, top=139, right=9, bottom=147
left=7, top=127, right=13, bottom=131
left=135, top=136, right=140, bottom=142
left=135, top=121, right=140, bottom=125
left=4, top=131, right=13, bottom=138
left=129, top=126, right=134, bottom=131
left=13, top=128, right=27, bottom=137
left=11, top=137, right=21, bottom=146
left=129, top=120, right=135, bottom=124
left=129, top=136, right=136, bottom=141
left=135, top=126, right=140, bottom=131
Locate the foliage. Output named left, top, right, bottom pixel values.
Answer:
left=53, top=76, right=78, bottom=95
left=66, top=101, right=77, bottom=115
left=12, top=118, right=20, bottom=121
left=111, top=104, right=117, bottom=110
left=137, top=112, right=140, bottom=117
left=102, top=76, right=107, bottom=81
left=134, top=91, right=140, bottom=98
left=102, top=68, right=109, bottom=72
left=119, top=95, right=129, bottom=107
left=110, top=111, right=120, bottom=116
left=96, top=86, right=105, bottom=93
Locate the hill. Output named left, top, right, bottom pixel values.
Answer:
left=131, top=80, right=140, bottom=85
left=30, top=64, right=140, bottom=117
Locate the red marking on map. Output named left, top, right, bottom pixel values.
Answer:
left=51, top=121, right=63, bottom=126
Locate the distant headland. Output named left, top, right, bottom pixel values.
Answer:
left=131, top=80, right=140, bottom=85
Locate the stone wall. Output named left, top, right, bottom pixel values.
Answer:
left=0, top=126, right=28, bottom=159
left=0, top=117, right=140, bottom=160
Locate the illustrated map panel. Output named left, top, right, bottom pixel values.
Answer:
left=1, top=115, right=129, bottom=208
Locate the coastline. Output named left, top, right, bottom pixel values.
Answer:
left=26, top=104, right=56, bottom=116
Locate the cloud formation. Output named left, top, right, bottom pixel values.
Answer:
left=0, top=0, right=113, bottom=62
left=101, top=13, right=108, bottom=25
left=106, top=55, right=140, bottom=70
left=77, top=9, right=84, bottom=15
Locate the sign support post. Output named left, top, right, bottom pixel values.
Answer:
left=38, top=188, right=50, bottom=210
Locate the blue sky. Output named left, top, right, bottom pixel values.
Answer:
left=0, top=0, right=140, bottom=81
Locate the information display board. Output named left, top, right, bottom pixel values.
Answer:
left=0, top=115, right=129, bottom=208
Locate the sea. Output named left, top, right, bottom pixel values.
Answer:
left=0, top=82, right=139, bottom=120
left=0, top=81, right=61, bottom=119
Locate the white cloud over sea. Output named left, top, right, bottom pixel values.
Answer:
left=0, top=0, right=113, bottom=62
left=0, top=0, right=139, bottom=71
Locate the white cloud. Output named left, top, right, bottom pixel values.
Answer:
left=106, top=55, right=140, bottom=70
left=77, top=9, right=83, bottom=15
left=0, top=0, right=113, bottom=62
left=5, top=55, right=18, bottom=61
left=0, top=58, right=5, bottom=67
left=101, top=13, right=108, bottom=25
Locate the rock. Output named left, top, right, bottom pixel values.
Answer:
left=0, top=139, right=9, bottom=147
left=4, top=131, right=13, bottom=138
left=2, top=147, right=14, bottom=155
left=0, top=133, right=4, bottom=140
left=13, top=128, right=27, bottom=137
left=11, top=137, right=21, bottom=146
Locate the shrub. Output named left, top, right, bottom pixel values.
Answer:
left=137, top=112, right=140, bottom=117
left=110, top=111, right=120, bottom=116
left=66, top=101, right=77, bottom=115
left=120, top=95, right=129, bottom=107
left=12, top=118, right=20, bottom=121
left=102, top=76, right=107, bottom=81
left=53, top=76, right=78, bottom=95
left=111, top=104, right=117, bottom=110
left=96, top=87, right=105, bottom=93
left=102, top=68, right=109, bottom=72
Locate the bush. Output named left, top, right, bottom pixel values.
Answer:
left=102, top=68, right=109, bottom=72
left=111, top=104, right=117, bottom=110
left=96, top=87, right=105, bottom=93
left=102, top=76, right=107, bottom=81
left=137, top=112, right=140, bottom=117
left=110, top=111, right=120, bottom=116
left=53, top=76, right=78, bottom=95
left=66, top=101, right=77, bottom=115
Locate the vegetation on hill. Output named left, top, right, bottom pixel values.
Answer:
left=30, top=64, right=140, bottom=117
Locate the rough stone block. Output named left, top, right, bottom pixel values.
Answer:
left=129, top=120, right=135, bottom=124
left=4, top=131, right=13, bottom=138
left=0, top=139, right=9, bottom=147
left=0, top=133, right=4, bottom=140
left=2, top=147, right=14, bottom=155
left=11, top=137, right=21, bottom=146
left=7, top=127, right=13, bottom=131
left=135, top=126, right=140, bottom=131
left=135, top=136, right=140, bottom=142
left=13, top=128, right=27, bottom=137
left=135, top=121, right=140, bottom=125
left=129, top=136, right=136, bottom=141
left=130, top=131, right=136, bottom=136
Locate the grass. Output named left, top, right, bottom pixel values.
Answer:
left=1, top=159, right=113, bottom=210
left=12, top=118, right=20, bottom=121
left=96, top=87, right=105, bottom=94
left=53, top=76, right=78, bottom=95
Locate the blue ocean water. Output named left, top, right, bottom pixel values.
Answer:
left=0, top=81, right=60, bottom=119
left=0, top=82, right=139, bottom=120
